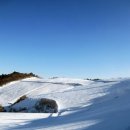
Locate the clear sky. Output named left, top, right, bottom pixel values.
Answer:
left=0, top=0, right=130, bottom=78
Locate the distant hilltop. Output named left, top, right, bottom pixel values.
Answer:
left=0, top=71, right=38, bottom=86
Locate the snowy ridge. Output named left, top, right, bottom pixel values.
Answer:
left=0, top=77, right=130, bottom=130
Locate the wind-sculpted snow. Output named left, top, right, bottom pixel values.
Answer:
left=0, top=77, right=130, bottom=130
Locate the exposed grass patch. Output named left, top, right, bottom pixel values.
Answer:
left=13, top=95, right=28, bottom=106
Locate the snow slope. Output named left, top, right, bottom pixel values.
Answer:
left=0, top=77, right=130, bottom=130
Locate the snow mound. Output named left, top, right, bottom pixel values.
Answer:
left=7, top=97, right=58, bottom=113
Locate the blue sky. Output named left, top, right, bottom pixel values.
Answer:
left=0, top=0, right=130, bottom=78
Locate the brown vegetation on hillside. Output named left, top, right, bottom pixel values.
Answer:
left=0, top=71, right=38, bottom=86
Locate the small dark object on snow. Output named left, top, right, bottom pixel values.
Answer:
left=0, top=104, right=5, bottom=112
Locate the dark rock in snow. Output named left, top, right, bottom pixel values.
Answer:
left=35, top=98, right=58, bottom=113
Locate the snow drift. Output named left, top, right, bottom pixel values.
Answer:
left=0, top=77, right=130, bottom=130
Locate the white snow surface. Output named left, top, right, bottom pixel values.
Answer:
left=0, top=77, right=130, bottom=130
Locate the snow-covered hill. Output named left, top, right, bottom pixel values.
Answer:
left=0, top=77, right=130, bottom=130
